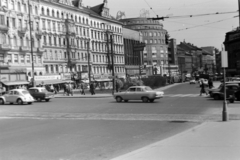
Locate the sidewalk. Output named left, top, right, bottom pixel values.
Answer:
left=111, top=120, right=240, bottom=160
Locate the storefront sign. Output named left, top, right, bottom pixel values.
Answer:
left=35, top=75, right=61, bottom=81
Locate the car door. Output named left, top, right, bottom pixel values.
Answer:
left=126, top=87, right=136, bottom=100
left=135, top=88, right=144, bottom=100
left=4, top=91, right=12, bottom=102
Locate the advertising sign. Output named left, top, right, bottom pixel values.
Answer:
left=35, top=75, right=61, bottom=81
left=221, top=51, right=228, bottom=68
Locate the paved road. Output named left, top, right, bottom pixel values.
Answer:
left=0, top=82, right=238, bottom=160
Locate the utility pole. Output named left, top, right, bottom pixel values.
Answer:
left=65, top=19, right=72, bottom=72
left=110, top=34, right=115, bottom=95
left=87, top=41, right=91, bottom=84
left=28, top=0, right=35, bottom=87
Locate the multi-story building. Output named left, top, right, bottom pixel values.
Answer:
left=120, top=18, right=168, bottom=75
left=167, top=38, right=178, bottom=75
left=123, top=27, right=144, bottom=78
left=224, top=27, right=240, bottom=76
left=0, top=0, right=125, bottom=86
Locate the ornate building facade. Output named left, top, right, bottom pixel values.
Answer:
left=0, top=0, right=125, bottom=83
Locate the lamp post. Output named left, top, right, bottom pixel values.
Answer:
left=86, top=41, right=91, bottom=85
left=28, top=0, right=35, bottom=86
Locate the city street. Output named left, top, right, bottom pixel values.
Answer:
left=0, top=82, right=239, bottom=160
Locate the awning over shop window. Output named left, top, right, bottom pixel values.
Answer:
left=94, top=79, right=112, bottom=82
left=35, top=79, right=66, bottom=85
left=1, top=81, right=29, bottom=86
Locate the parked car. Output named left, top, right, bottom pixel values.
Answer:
left=211, top=84, right=239, bottom=103
left=208, top=83, right=239, bottom=97
left=0, top=89, right=34, bottom=105
left=114, top=86, right=164, bottom=103
left=28, top=87, right=54, bottom=102
left=189, top=79, right=196, bottom=84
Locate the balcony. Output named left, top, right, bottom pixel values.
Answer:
left=19, top=46, right=30, bottom=53
left=18, top=27, right=28, bottom=37
left=35, top=30, right=42, bottom=39
left=0, top=24, right=9, bottom=33
left=0, top=44, right=11, bottom=52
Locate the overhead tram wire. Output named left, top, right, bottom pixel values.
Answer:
left=169, top=16, right=238, bottom=32
left=148, top=10, right=238, bottom=20
left=143, top=0, right=158, bottom=17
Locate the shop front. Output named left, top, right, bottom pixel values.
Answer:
left=0, top=70, right=29, bottom=91
left=34, top=75, right=65, bottom=86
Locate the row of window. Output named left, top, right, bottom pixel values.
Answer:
left=143, top=32, right=165, bottom=37
left=7, top=54, right=42, bottom=63
left=40, top=7, right=122, bottom=33
left=144, top=39, right=166, bottom=44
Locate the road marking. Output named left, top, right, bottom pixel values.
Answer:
left=0, top=113, right=240, bottom=122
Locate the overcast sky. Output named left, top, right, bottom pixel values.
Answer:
left=84, top=0, right=239, bottom=49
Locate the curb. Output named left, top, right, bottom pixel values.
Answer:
left=55, top=95, right=113, bottom=98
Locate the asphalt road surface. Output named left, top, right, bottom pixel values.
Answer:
left=0, top=82, right=228, bottom=160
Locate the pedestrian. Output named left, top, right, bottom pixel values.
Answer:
left=80, top=83, right=85, bottom=95
left=90, top=83, right=95, bottom=95
left=200, top=80, right=208, bottom=96
left=50, top=84, right=54, bottom=92
left=69, top=83, right=73, bottom=96
left=208, top=78, right=213, bottom=89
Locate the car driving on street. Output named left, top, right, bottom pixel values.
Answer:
left=114, top=86, right=164, bottom=103
left=28, top=87, right=55, bottom=102
left=0, top=89, right=34, bottom=105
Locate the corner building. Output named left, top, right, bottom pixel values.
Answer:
left=120, top=18, right=168, bottom=75
left=0, top=0, right=125, bottom=82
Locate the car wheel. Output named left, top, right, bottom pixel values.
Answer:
left=149, top=99, right=155, bottom=103
left=213, top=95, right=220, bottom=100
left=116, top=96, right=122, bottom=102
left=0, top=98, right=4, bottom=105
left=17, top=99, right=23, bottom=105
left=124, top=100, right=128, bottom=102
left=229, top=99, right=234, bottom=103
left=28, top=102, right=32, bottom=105
left=237, top=95, right=240, bottom=101
left=45, top=99, right=50, bottom=102
left=142, top=97, right=149, bottom=103
left=37, top=98, right=41, bottom=102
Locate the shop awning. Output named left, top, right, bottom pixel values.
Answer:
left=94, top=79, right=112, bottom=82
left=1, top=81, right=29, bottom=86
left=35, top=79, right=66, bottom=85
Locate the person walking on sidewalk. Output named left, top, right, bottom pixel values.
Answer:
left=90, top=83, right=95, bottom=95
left=80, top=83, right=85, bottom=95
left=200, top=80, right=208, bottom=96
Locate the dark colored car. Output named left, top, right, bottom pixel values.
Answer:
left=208, top=83, right=240, bottom=97
left=211, top=84, right=239, bottom=103
left=28, top=87, right=54, bottom=102
left=234, top=89, right=240, bottom=101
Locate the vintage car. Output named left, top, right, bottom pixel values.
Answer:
left=114, top=86, right=164, bottom=103
left=28, top=87, right=54, bottom=102
left=189, top=79, right=197, bottom=84
left=0, top=89, right=34, bottom=105
left=208, top=81, right=240, bottom=97
left=211, top=84, right=239, bottom=103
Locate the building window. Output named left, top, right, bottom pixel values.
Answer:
left=33, top=55, right=36, bottom=63
left=0, top=15, right=4, bottom=25
left=20, top=55, right=24, bottom=63
left=55, top=51, right=58, bottom=60
left=17, top=2, right=21, bottom=12
left=12, top=18, right=16, bottom=28
left=14, top=54, right=18, bottom=63
left=26, top=55, right=30, bottom=63
left=37, top=56, right=41, bottom=63
left=8, top=54, right=12, bottom=63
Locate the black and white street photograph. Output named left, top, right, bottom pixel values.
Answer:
left=0, top=0, right=240, bottom=159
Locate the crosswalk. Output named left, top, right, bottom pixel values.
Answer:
left=164, top=94, right=205, bottom=97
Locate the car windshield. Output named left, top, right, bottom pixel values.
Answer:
left=22, top=91, right=30, bottom=95
left=144, top=86, right=153, bottom=91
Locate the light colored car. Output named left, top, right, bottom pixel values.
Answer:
left=189, top=79, right=196, bottom=84
left=114, top=86, right=164, bottom=103
left=0, top=89, right=35, bottom=105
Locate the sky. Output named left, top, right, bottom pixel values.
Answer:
left=83, top=0, right=239, bottom=50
